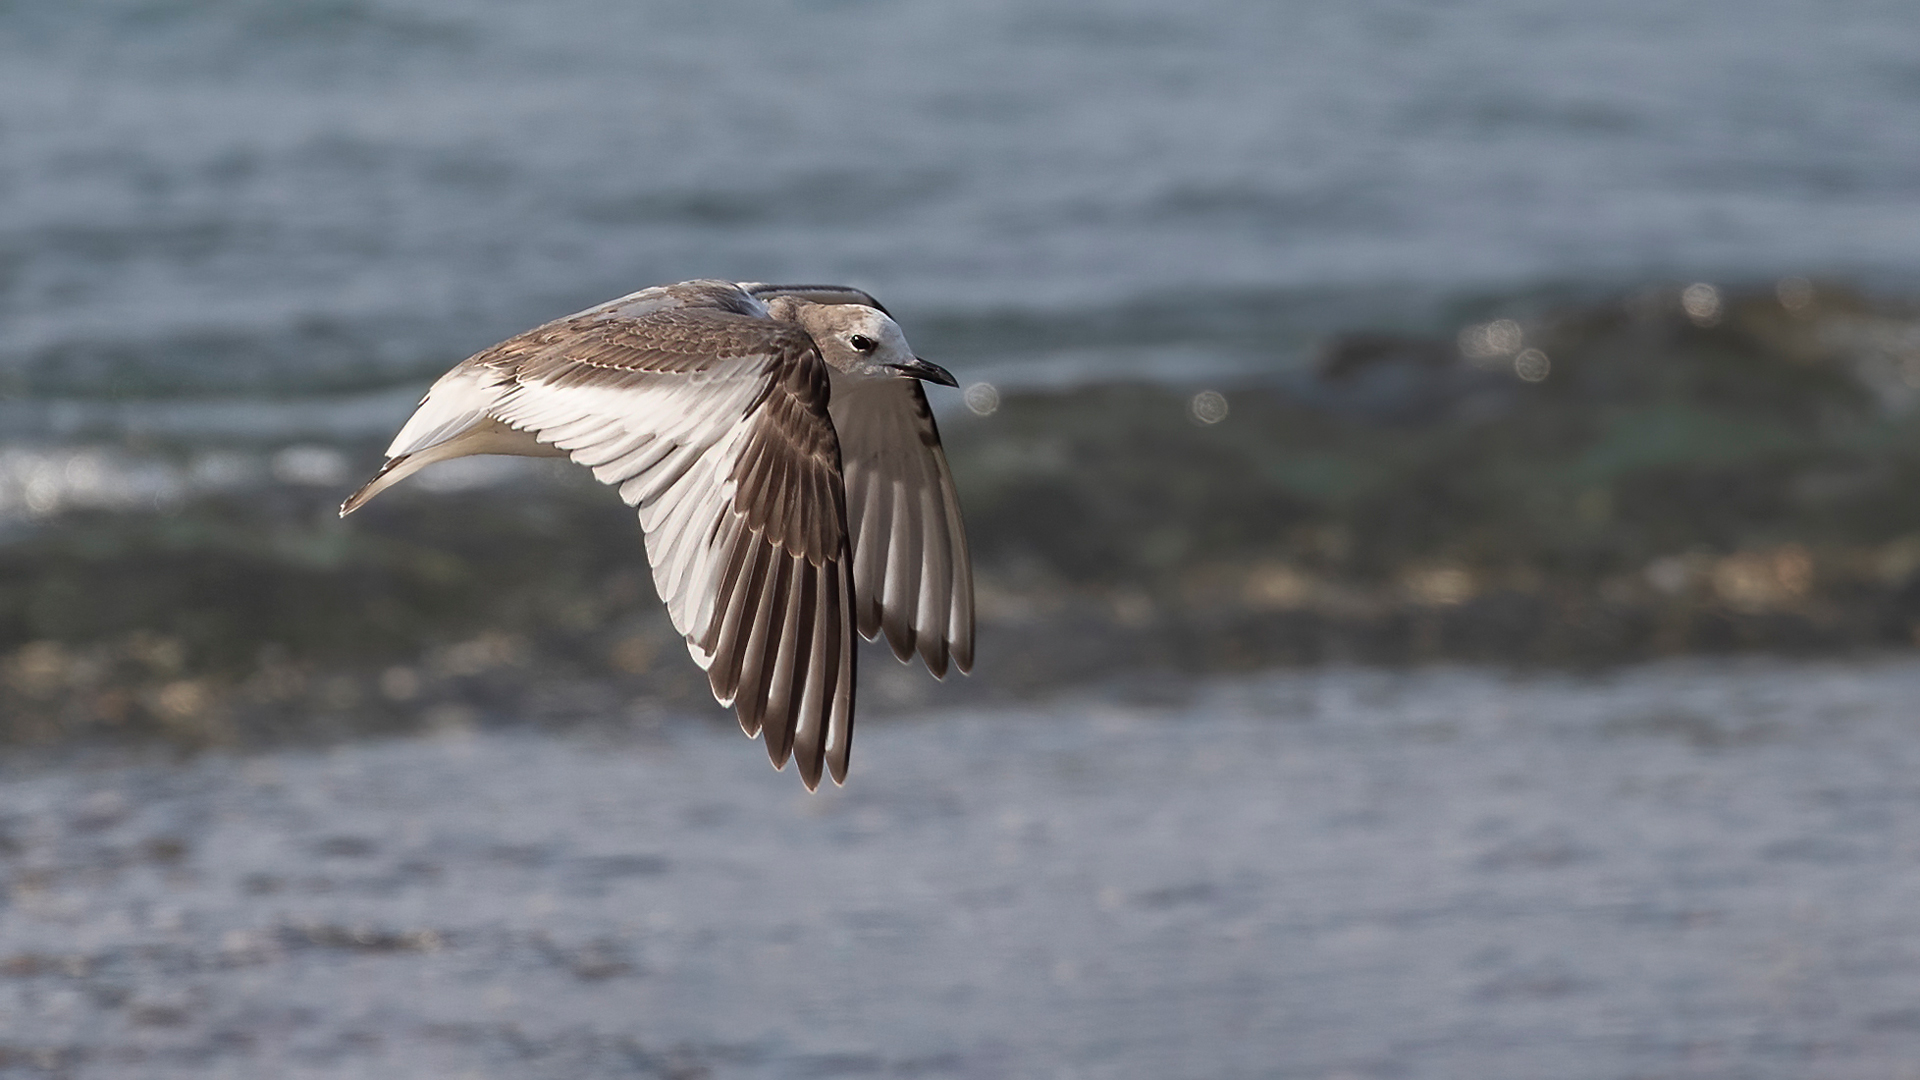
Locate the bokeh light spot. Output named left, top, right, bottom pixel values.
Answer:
left=1776, top=276, right=1814, bottom=313
left=1513, top=348, right=1551, bottom=382
left=1458, top=319, right=1524, bottom=365
left=1682, top=283, right=1721, bottom=327
left=1189, top=390, right=1229, bottom=425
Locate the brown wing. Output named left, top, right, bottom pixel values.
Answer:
left=463, top=285, right=856, bottom=787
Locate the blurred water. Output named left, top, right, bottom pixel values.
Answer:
left=10, top=13, right=1920, bottom=1073
left=3, top=0, right=1919, bottom=410
left=4, top=659, right=1920, bottom=1077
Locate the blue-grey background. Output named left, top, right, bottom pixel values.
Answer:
left=4, top=2, right=1920, bottom=1078
left=5, top=0, right=1919, bottom=404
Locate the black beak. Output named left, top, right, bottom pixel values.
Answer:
left=888, top=357, right=959, bottom=387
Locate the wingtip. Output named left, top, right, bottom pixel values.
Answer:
left=765, top=730, right=792, bottom=770
left=339, top=455, right=408, bottom=518
left=882, top=622, right=916, bottom=664
left=922, top=646, right=951, bottom=681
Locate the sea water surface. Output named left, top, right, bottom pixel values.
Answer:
left=3, top=0, right=1919, bottom=411
left=2, top=660, right=1919, bottom=1078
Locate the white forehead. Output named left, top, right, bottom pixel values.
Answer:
left=815, top=305, right=909, bottom=348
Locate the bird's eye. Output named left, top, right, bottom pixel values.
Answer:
left=848, top=334, right=877, bottom=353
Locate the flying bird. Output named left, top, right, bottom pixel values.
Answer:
left=341, top=280, right=974, bottom=789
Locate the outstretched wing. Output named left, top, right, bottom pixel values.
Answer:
left=829, top=374, right=974, bottom=679
left=395, top=282, right=857, bottom=787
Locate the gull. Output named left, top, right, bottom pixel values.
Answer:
left=341, top=280, right=974, bottom=789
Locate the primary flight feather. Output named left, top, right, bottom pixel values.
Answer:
left=342, top=280, right=974, bottom=789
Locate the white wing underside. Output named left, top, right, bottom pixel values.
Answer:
left=386, top=365, right=770, bottom=644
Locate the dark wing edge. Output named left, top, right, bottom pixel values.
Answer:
left=685, top=352, right=858, bottom=789
left=833, top=376, right=975, bottom=680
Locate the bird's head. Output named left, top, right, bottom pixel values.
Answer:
left=780, top=301, right=957, bottom=386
